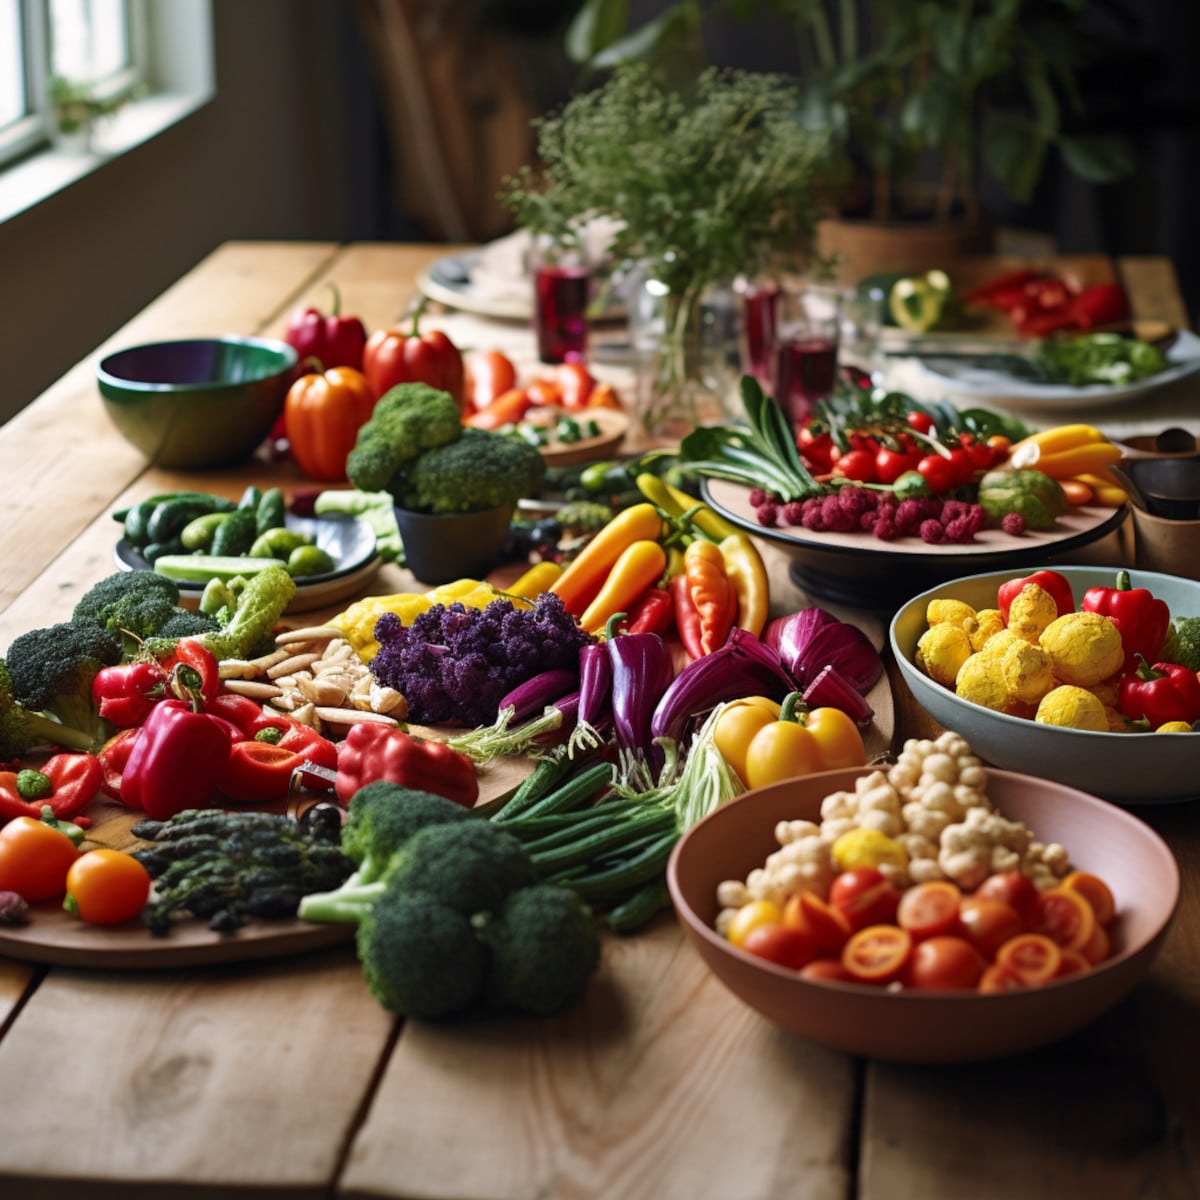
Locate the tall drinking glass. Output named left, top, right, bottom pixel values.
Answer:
left=737, top=277, right=781, bottom=386
left=531, top=238, right=591, bottom=364
left=771, top=283, right=841, bottom=428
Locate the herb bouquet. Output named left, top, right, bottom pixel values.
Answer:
left=502, top=64, right=839, bottom=434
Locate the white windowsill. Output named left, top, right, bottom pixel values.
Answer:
left=0, top=91, right=212, bottom=227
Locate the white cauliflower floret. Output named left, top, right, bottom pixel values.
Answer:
left=878, top=861, right=910, bottom=888
left=953, top=783, right=991, bottom=812
left=716, top=880, right=750, bottom=909
left=744, top=867, right=788, bottom=908
left=820, top=790, right=858, bottom=823
left=715, top=907, right=738, bottom=937
left=908, top=857, right=947, bottom=884
left=1025, top=841, right=1072, bottom=890
left=818, top=816, right=859, bottom=842
left=856, top=807, right=904, bottom=838
left=775, top=819, right=820, bottom=846
left=919, top=752, right=958, bottom=784
left=914, top=779, right=964, bottom=820
left=901, top=802, right=952, bottom=843
left=938, top=807, right=1035, bottom=890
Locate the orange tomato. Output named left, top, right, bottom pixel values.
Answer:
left=829, top=867, right=900, bottom=931
left=741, top=922, right=814, bottom=970
left=978, top=962, right=1027, bottom=993
left=995, top=933, right=1062, bottom=986
left=974, top=870, right=1040, bottom=922
left=906, top=935, right=986, bottom=991
left=585, top=381, right=623, bottom=409
left=1060, top=478, right=1095, bottom=507
left=1061, top=870, right=1115, bottom=926
left=783, top=890, right=853, bottom=956
left=1029, top=885, right=1096, bottom=952
left=463, top=349, right=517, bottom=413
left=955, top=896, right=1025, bottom=960
left=464, top=387, right=533, bottom=430
left=800, top=958, right=856, bottom=984
left=896, top=880, right=962, bottom=940
left=0, top=816, right=80, bottom=902
left=64, top=849, right=151, bottom=925
left=842, top=924, right=912, bottom=984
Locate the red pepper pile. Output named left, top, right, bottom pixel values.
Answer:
left=966, top=269, right=1130, bottom=338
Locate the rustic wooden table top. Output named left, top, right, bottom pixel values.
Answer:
left=0, top=242, right=1197, bottom=1199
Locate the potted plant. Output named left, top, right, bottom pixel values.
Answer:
left=49, top=76, right=132, bottom=153
left=501, top=63, right=839, bottom=433
left=565, top=0, right=1134, bottom=281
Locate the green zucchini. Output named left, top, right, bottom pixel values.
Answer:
left=122, top=500, right=158, bottom=547
left=237, top=484, right=263, bottom=511
left=153, top=554, right=288, bottom=584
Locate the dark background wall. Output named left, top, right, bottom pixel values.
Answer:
left=1, top=0, right=1196, bottom=424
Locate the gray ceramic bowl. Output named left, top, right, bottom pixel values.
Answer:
left=393, top=504, right=515, bottom=585
left=97, top=336, right=297, bottom=468
left=890, top=565, right=1200, bottom=804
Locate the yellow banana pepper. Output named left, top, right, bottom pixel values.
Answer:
left=506, top=560, right=564, bottom=600
left=1009, top=425, right=1122, bottom=479
left=549, top=503, right=665, bottom=617
left=635, top=473, right=741, bottom=541
left=717, top=534, right=769, bottom=636
left=578, top=539, right=668, bottom=635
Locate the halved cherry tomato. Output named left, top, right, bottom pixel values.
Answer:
left=974, top=871, right=1040, bottom=922
left=783, top=890, right=853, bottom=955
left=741, top=921, right=814, bottom=970
left=906, top=935, right=986, bottom=991
left=1080, top=920, right=1111, bottom=966
left=64, top=849, right=151, bottom=925
left=978, top=962, right=1027, bottom=993
left=464, top=387, right=533, bottom=429
left=1030, top=886, right=1096, bottom=952
left=0, top=816, right=80, bottom=902
left=800, top=958, right=856, bottom=984
left=956, top=896, right=1025, bottom=960
left=829, top=867, right=900, bottom=931
left=726, top=899, right=783, bottom=948
left=995, top=933, right=1062, bottom=985
left=1054, top=947, right=1093, bottom=978
left=842, top=924, right=912, bottom=984
left=1061, top=870, right=1115, bottom=926
left=896, top=880, right=962, bottom=940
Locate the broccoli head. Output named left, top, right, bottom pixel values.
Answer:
left=72, top=570, right=183, bottom=650
left=385, top=819, right=536, bottom=917
left=357, top=887, right=490, bottom=1018
left=477, top=884, right=601, bottom=1016
left=1170, top=617, right=1200, bottom=672
left=397, top=428, right=546, bottom=514
left=346, top=383, right=463, bottom=493
left=4, top=622, right=121, bottom=748
left=155, top=609, right=222, bottom=640
left=0, top=658, right=97, bottom=757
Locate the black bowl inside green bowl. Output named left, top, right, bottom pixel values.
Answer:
left=97, top=336, right=298, bottom=469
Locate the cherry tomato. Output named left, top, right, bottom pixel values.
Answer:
left=800, top=957, right=856, bottom=984
left=964, top=439, right=995, bottom=472
left=0, top=817, right=80, bottom=902
left=833, top=448, right=878, bottom=483
left=974, top=871, right=1040, bottom=922
left=829, top=867, right=900, bottom=931
left=946, top=446, right=975, bottom=486
left=64, top=849, right=152, bottom=925
left=783, top=890, right=853, bottom=955
left=741, top=921, right=814, bottom=970
left=797, top=425, right=836, bottom=472
left=1029, top=886, right=1096, bottom=952
left=986, top=434, right=1012, bottom=463
left=956, top=896, right=1025, bottom=960
left=1054, top=947, right=1093, bottom=978
left=842, top=924, right=912, bottom=984
left=978, top=962, right=1027, bottom=993
left=726, top=899, right=783, bottom=948
left=1061, top=870, right=1115, bottom=926
left=906, top=935, right=986, bottom=991
left=916, top=454, right=955, bottom=493
left=896, top=880, right=962, bottom=940
left=906, top=410, right=935, bottom=435
left=875, top=446, right=921, bottom=486
left=1080, top=920, right=1111, bottom=966
left=995, top=933, right=1062, bottom=986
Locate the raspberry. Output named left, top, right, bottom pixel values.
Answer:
left=781, top=500, right=805, bottom=526
left=801, top=507, right=825, bottom=531
left=873, top=517, right=898, bottom=541
left=1001, top=512, right=1027, bottom=536
left=943, top=516, right=975, bottom=543
left=895, top=498, right=924, bottom=533
left=748, top=488, right=770, bottom=508
left=919, top=518, right=946, bottom=544
left=756, top=502, right=779, bottom=527
left=859, top=510, right=878, bottom=531
left=838, top=486, right=876, bottom=516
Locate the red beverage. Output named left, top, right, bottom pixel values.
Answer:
left=534, top=265, right=589, bottom=363
left=740, top=281, right=780, bottom=383
left=774, top=335, right=838, bottom=425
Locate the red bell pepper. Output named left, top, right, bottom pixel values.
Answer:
left=997, top=570, right=1076, bottom=625
left=621, top=587, right=675, bottom=636
left=205, top=692, right=291, bottom=739
left=284, top=283, right=368, bottom=373
left=220, top=722, right=339, bottom=804
left=92, top=660, right=168, bottom=728
left=362, top=303, right=465, bottom=409
left=118, top=699, right=240, bottom=819
left=0, top=753, right=103, bottom=823
left=1118, top=657, right=1200, bottom=728
left=965, top=269, right=1043, bottom=310
left=333, top=722, right=478, bottom=808
left=1081, top=570, right=1170, bottom=671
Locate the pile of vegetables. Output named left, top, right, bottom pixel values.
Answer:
left=914, top=568, right=1200, bottom=732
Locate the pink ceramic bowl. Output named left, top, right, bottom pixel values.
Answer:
left=667, top=767, right=1179, bottom=1063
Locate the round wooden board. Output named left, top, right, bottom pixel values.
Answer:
left=538, top=407, right=629, bottom=467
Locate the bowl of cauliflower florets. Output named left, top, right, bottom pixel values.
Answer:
left=890, top=565, right=1200, bottom=805
left=667, top=756, right=1178, bottom=1063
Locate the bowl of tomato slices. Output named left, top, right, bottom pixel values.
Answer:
left=666, top=765, right=1178, bottom=1063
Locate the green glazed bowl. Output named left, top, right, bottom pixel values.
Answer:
left=97, top=336, right=298, bottom=468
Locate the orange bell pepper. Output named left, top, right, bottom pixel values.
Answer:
left=283, top=365, right=377, bottom=482
left=463, top=349, right=517, bottom=414
left=713, top=692, right=866, bottom=790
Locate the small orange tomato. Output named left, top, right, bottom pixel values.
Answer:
left=0, top=817, right=80, bottom=902
left=841, top=924, right=912, bottom=984
left=64, top=849, right=152, bottom=925
left=284, top=365, right=377, bottom=481
left=1061, top=870, right=1116, bottom=926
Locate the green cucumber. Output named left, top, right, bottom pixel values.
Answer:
left=255, top=487, right=286, bottom=535
left=180, top=511, right=232, bottom=552
left=210, top=507, right=258, bottom=557
left=147, top=497, right=222, bottom=544
left=153, top=554, right=288, bottom=584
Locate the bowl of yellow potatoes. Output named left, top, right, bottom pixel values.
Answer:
left=890, top=566, right=1200, bottom=804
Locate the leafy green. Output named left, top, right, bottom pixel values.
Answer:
left=1031, top=333, right=1169, bottom=387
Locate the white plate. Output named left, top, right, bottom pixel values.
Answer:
left=114, top=514, right=380, bottom=613
left=915, top=329, right=1200, bottom=409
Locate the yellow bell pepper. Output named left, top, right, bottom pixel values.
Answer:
left=713, top=693, right=866, bottom=791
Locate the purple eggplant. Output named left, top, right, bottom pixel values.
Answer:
left=604, top=614, right=675, bottom=770
left=576, top=642, right=613, bottom=728
left=498, top=667, right=579, bottom=724
left=651, top=628, right=798, bottom=743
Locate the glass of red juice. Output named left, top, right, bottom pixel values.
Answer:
left=738, top=279, right=780, bottom=385
left=771, top=284, right=841, bottom=427
left=532, top=241, right=591, bottom=364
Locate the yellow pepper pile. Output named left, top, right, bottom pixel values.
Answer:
left=1008, top=424, right=1127, bottom=508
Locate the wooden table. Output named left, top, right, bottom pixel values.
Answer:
left=1, top=243, right=1198, bottom=1199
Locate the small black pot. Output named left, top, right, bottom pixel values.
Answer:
left=393, top=504, right=515, bottom=584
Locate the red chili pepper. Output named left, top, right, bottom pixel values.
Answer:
left=362, top=302, right=465, bottom=409
left=333, top=723, right=479, bottom=808
left=965, top=269, right=1043, bottom=309
left=92, top=660, right=168, bottom=728
left=670, top=573, right=706, bottom=660
left=997, top=570, right=1076, bottom=624
left=283, top=283, right=368, bottom=372
left=119, top=699, right=240, bottom=819
left=621, top=587, right=675, bottom=636
left=1080, top=570, right=1170, bottom=671
left=1117, top=657, right=1200, bottom=728
left=220, top=722, right=339, bottom=804
left=0, top=753, right=103, bottom=823
left=1066, top=283, right=1130, bottom=329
